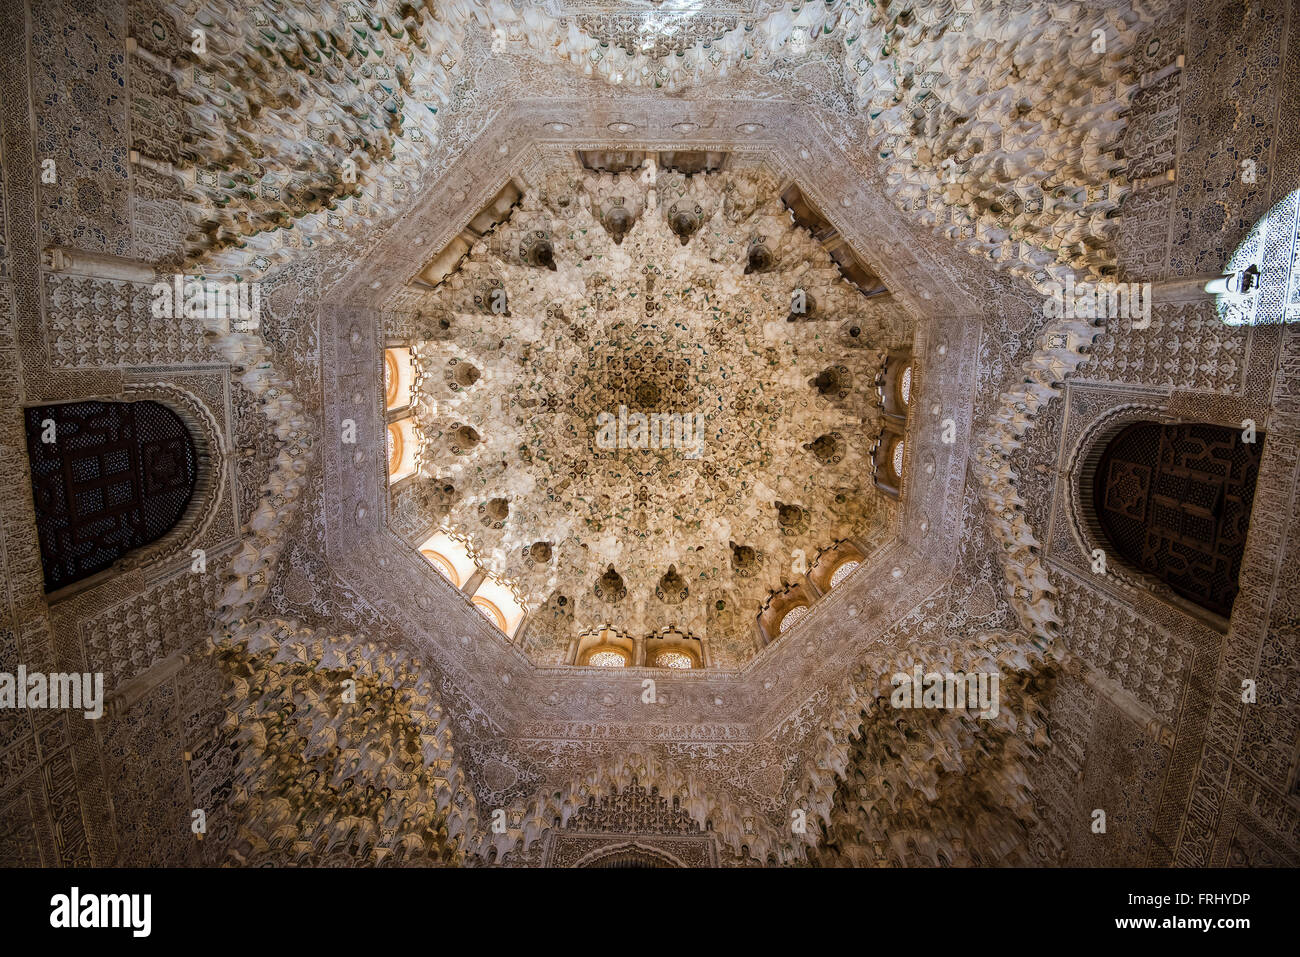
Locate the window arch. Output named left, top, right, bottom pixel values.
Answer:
left=472, top=575, right=526, bottom=636
left=879, top=351, right=913, bottom=422
left=778, top=604, right=810, bottom=634
left=387, top=421, right=404, bottom=474
left=872, top=428, right=906, bottom=497
left=829, top=559, right=860, bottom=589
left=808, top=540, right=866, bottom=595
left=420, top=548, right=460, bottom=587
left=472, top=595, right=507, bottom=632
left=416, top=531, right=477, bottom=587
left=575, top=627, right=636, bottom=666
left=1092, top=421, right=1263, bottom=619
left=387, top=417, right=418, bottom=483
left=581, top=846, right=681, bottom=868
left=655, top=651, right=694, bottom=669
left=24, top=400, right=198, bottom=592
left=584, top=647, right=629, bottom=667
left=384, top=346, right=413, bottom=411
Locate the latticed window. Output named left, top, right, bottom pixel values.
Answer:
left=655, top=650, right=693, bottom=669
left=472, top=596, right=507, bottom=631
left=24, top=401, right=198, bottom=592
left=779, top=604, right=809, bottom=634
left=384, top=346, right=413, bottom=410
left=421, top=549, right=460, bottom=587
left=1094, top=421, right=1263, bottom=618
left=387, top=422, right=403, bottom=474
left=385, top=350, right=400, bottom=408
left=829, top=560, right=860, bottom=589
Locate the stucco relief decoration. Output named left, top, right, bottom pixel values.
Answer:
left=0, top=0, right=1295, bottom=887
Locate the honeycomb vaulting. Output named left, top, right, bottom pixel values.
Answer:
left=0, top=0, right=1296, bottom=872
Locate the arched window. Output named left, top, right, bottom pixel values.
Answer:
left=420, top=549, right=460, bottom=587
left=778, top=604, right=810, bottom=634
left=829, top=559, right=860, bottom=589
left=24, top=401, right=198, bottom=592
left=472, top=596, right=507, bottom=632
left=1093, top=421, right=1263, bottom=618
left=654, top=650, right=694, bottom=669
left=472, top=575, right=526, bottom=636
left=575, top=627, right=636, bottom=666
left=387, top=422, right=404, bottom=474
left=879, top=351, right=912, bottom=421
left=872, top=422, right=906, bottom=498
left=416, top=531, right=477, bottom=587
left=585, top=648, right=629, bottom=667
left=384, top=346, right=413, bottom=411
left=808, top=541, right=866, bottom=595
left=387, top=417, right=417, bottom=483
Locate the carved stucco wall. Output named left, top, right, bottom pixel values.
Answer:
left=0, top=0, right=1296, bottom=867
left=0, top=0, right=304, bottom=865
left=1005, top=0, right=1300, bottom=866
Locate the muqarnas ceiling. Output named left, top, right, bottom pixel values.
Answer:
left=392, top=159, right=913, bottom=667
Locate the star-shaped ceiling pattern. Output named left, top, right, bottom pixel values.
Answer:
left=406, top=161, right=906, bottom=665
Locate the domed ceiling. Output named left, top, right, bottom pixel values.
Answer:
left=11, top=0, right=1292, bottom=873
left=402, top=160, right=908, bottom=665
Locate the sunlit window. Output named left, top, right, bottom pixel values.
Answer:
left=779, top=604, right=809, bottom=634
left=385, top=347, right=413, bottom=411
left=387, top=422, right=403, bottom=473
left=472, top=596, right=507, bottom=632
left=417, top=531, right=477, bottom=586
left=473, top=575, right=527, bottom=635
left=892, top=438, right=905, bottom=479
left=420, top=549, right=460, bottom=587
left=387, top=418, right=418, bottom=483
left=588, top=649, right=628, bottom=667
left=1212, top=188, right=1296, bottom=325
left=385, top=351, right=399, bottom=407
left=656, top=651, right=693, bottom=669
left=899, top=365, right=912, bottom=406
left=829, top=560, right=860, bottom=589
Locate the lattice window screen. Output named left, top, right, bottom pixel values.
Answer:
left=1094, top=421, right=1263, bottom=618
left=24, top=401, right=197, bottom=592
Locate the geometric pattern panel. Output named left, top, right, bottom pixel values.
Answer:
left=24, top=401, right=196, bottom=591
left=1095, top=421, right=1264, bottom=618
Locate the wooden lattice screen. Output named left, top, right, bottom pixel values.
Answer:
left=1094, top=421, right=1263, bottom=619
left=24, top=401, right=197, bottom=592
